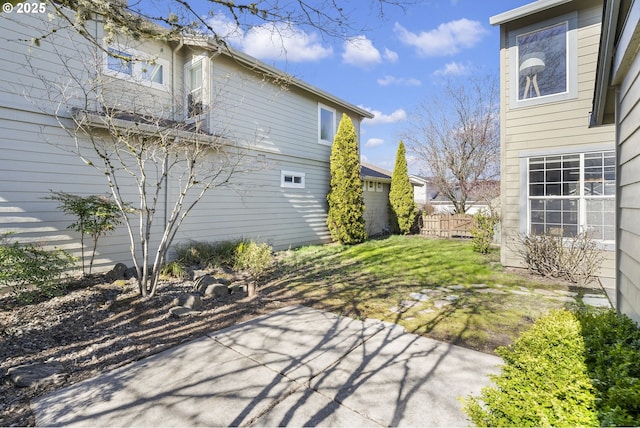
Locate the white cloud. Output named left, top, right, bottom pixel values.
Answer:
left=384, top=48, right=399, bottom=63
left=243, top=22, right=333, bottom=62
left=208, top=14, right=245, bottom=47
left=394, top=19, right=488, bottom=57
left=377, top=75, right=422, bottom=87
left=207, top=16, right=333, bottom=62
left=365, top=138, right=385, bottom=147
left=361, top=107, right=407, bottom=125
left=434, top=62, right=471, bottom=76
left=342, top=35, right=382, bottom=68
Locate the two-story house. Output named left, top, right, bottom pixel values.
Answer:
left=0, top=4, right=372, bottom=271
left=490, top=0, right=617, bottom=288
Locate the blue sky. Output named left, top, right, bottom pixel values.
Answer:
left=186, top=0, right=534, bottom=174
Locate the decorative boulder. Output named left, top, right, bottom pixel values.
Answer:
left=194, top=275, right=218, bottom=293
left=173, top=294, right=202, bottom=311
left=105, top=263, right=128, bottom=282
left=203, top=284, right=229, bottom=297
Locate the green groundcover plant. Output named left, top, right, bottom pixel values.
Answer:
left=465, top=309, right=640, bottom=427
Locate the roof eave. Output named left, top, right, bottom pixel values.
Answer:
left=182, top=36, right=374, bottom=120
left=490, top=0, right=573, bottom=26
left=590, top=0, right=619, bottom=127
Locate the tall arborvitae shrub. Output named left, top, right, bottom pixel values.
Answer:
left=327, top=114, right=367, bottom=244
left=389, top=141, right=417, bottom=234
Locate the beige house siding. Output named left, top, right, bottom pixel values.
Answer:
left=497, top=0, right=617, bottom=277
left=616, top=34, right=640, bottom=322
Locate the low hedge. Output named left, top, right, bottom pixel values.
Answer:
left=465, top=309, right=640, bottom=427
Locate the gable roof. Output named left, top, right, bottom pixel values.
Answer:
left=182, top=36, right=374, bottom=120
left=361, top=162, right=392, bottom=181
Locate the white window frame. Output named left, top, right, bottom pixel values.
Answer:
left=318, top=103, right=336, bottom=146
left=521, top=149, right=615, bottom=248
left=281, top=170, right=306, bottom=189
left=185, top=59, right=205, bottom=119
left=104, top=46, right=169, bottom=90
left=376, top=182, right=383, bottom=193
left=508, top=12, right=578, bottom=108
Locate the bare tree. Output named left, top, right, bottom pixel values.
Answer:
left=404, top=77, right=500, bottom=214
left=30, top=0, right=411, bottom=51
left=24, top=30, right=261, bottom=298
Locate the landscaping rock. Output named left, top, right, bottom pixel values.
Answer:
left=190, top=269, right=209, bottom=281
left=124, top=267, right=138, bottom=280
left=169, top=307, right=193, bottom=318
left=434, top=300, right=452, bottom=309
left=400, top=300, right=418, bottom=308
left=553, top=290, right=579, bottom=297
left=194, top=275, right=218, bottom=293
left=449, top=285, right=465, bottom=290
left=105, top=263, right=128, bottom=282
left=445, top=294, right=460, bottom=301
left=203, top=284, right=229, bottom=297
left=7, top=362, right=65, bottom=388
left=229, top=284, right=247, bottom=294
left=583, top=294, right=611, bottom=308
left=409, top=292, right=430, bottom=302
left=469, top=283, right=488, bottom=288
left=173, top=294, right=202, bottom=311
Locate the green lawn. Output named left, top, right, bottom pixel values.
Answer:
left=268, top=235, right=597, bottom=353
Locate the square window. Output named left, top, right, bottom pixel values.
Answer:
left=510, top=13, right=577, bottom=107
left=517, top=22, right=567, bottom=100
left=107, top=48, right=132, bottom=75
left=319, top=104, right=336, bottom=145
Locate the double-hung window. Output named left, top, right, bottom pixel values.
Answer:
left=186, top=62, right=204, bottom=118
left=527, top=151, right=615, bottom=242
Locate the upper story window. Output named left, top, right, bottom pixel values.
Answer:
left=107, top=48, right=133, bottom=76
left=509, top=13, right=577, bottom=108
left=141, top=61, right=163, bottom=85
left=186, top=61, right=204, bottom=117
left=517, top=22, right=567, bottom=100
left=318, top=104, right=336, bottom=145
left=105, top=47, right=167, bottom=88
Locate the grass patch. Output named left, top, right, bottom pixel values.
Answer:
left=272, top=235, right=590, bottom=353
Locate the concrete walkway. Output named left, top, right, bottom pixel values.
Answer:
left=32, top=305, right=502, bottom=427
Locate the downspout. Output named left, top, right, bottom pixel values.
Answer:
left=166, top=39, right=184, bottom=229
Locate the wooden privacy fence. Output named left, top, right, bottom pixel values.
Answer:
left=422, top=214, right=476, bottom=238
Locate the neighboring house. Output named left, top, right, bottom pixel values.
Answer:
left=490, top=0, right=617, bottom=279
left=0, top=6, right=372, bottom=271
left=411, top=175, right=498, bottom=215
left=361, top=162, right=392, bottom=236
left=590, top=0, right=640, bottom=322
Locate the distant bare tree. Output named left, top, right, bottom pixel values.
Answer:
left=404, top=77, right=500, bottom=214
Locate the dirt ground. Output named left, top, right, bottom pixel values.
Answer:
left=0, top=263, right=595, bottom=427
left=0, top=271, right=304, bottom=427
